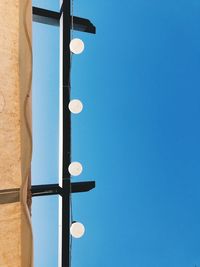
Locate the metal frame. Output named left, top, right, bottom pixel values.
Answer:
left=32, top=2, right=96, bottom=267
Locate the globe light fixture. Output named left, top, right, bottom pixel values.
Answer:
left=68, top=99, right=83, bottom=114
left=68, top=162, right=83, bottom=176
left=69, top=38, right=85, bottom=54
left=70, top=221, right=85, bottom=238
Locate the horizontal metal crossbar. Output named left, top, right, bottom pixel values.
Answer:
left=31, top=181, right=96, bottom=197
left=32, top=7, right=96, bottom=34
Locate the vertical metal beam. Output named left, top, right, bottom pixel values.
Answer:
left=62, top=0, right=71, bottom=266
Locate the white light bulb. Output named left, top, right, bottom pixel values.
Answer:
left=68, top=99, right=83, bottom=114
left=70, top=222, right=85, bottom=238
left=69, top=38, right=84, bottom=54
left=68, top=162, right=83, bottom=176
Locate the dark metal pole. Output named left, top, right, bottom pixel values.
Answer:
left=62, top=0, right=71, bottom=266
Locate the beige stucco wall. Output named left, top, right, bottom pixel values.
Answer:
left=0, top=1, right=33, bottom=266
left=0, top=1, right=22, bottom=190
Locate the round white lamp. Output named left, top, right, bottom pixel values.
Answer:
left=68, top=99, right=83, bottom=114
left=68, top=162, right=83, bottom=176
left=70, top=222, right=85, bottom=238
left=69, top=38, right=84, bottom=54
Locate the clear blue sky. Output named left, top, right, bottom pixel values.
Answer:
left=32, top=0, right=200, bottom=266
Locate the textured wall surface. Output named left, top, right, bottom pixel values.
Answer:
left=0, top=203, right=21, bottom=267
left=0, top=1, right=21, bottom=190
left=0, top=1, right=33, bottom=266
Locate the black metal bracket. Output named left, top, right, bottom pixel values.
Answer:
left=31, top=181, right=96, bottom=197
left=32, top=7, right=60, bottom=26
left=32, top=6, right=96, bottom=34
